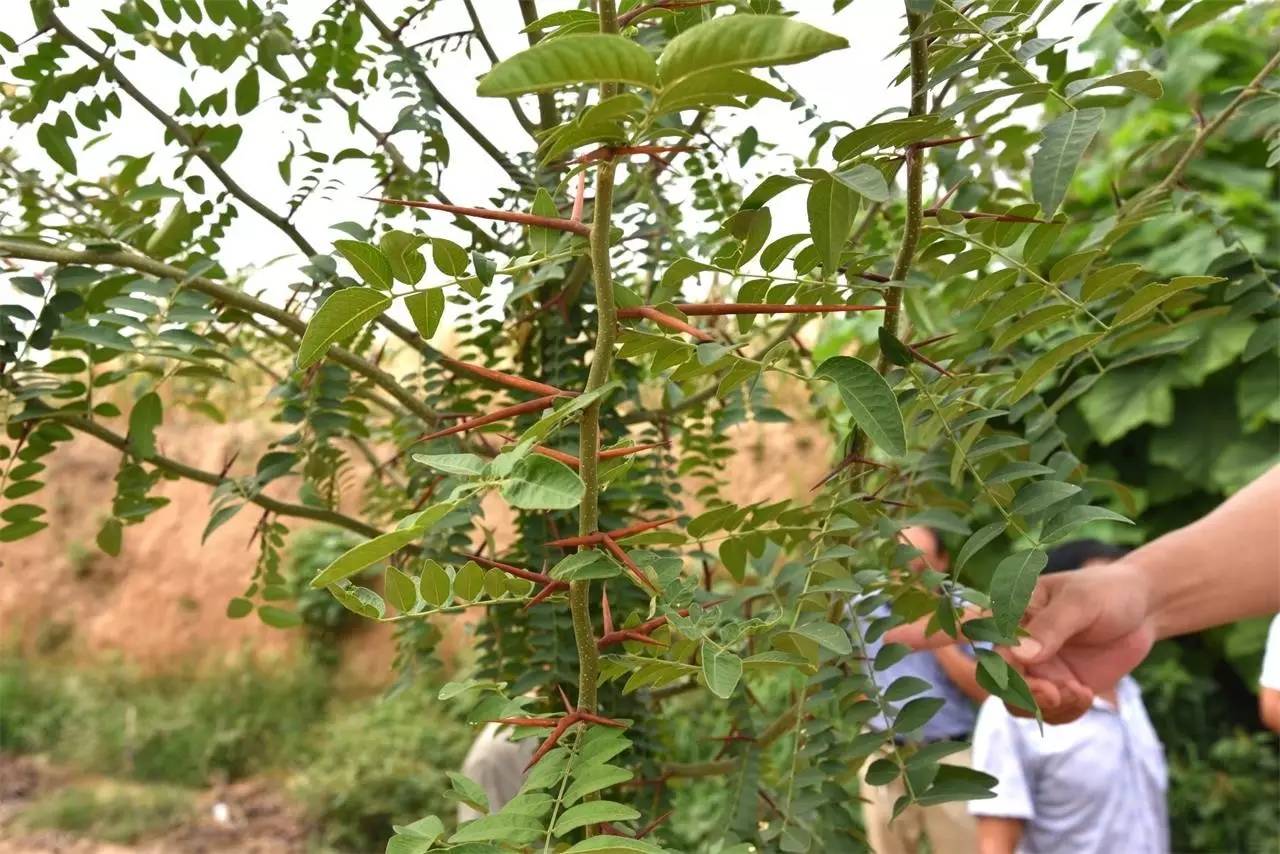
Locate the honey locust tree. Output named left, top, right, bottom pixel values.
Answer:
left=1, top=1, right=1277, bottom=851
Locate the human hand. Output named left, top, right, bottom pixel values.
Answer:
left=887, top=560, right=1158, bottom=724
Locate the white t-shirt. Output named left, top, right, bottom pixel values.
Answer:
left=969, top=676, right=1169, bottom=854
left=1260, top=615, right=1280, bottom=690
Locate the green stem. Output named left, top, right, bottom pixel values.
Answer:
left=570, top=0, right=622, bottom=716
left=877, top=8, right=929, bottom=373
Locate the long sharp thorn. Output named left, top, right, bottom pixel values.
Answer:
left=417, top=395, right=557, bottom=443
left=571, top=171, right=586, bottom=223
left=440, top=356, right=575, bottom=397
left=907, top=344, right=954, bottom=377
left=458, top=553, right=552, bottom=584
left=598, top=440, right=669, bottom=460
left=621, top=630, right=666, bottom=647
left=603, top=535, right=657, bottom=592
left=578, top=710, right=627, bottom=728
left=670, top=303, right=887, bottom=317
left=494, top=716, right=557, bottom=728
left=910, top=331, right=957, bottom=348
left=606, top=515, right=678, bottom=541
left=556, top=684, right=574, bottom=713
left=637, top=306, right=715, bottom=342
left=524, top=582, right=564, bottom=609
left=636, top=810, right=674, bottom=838
left=524, top=716, right=576, bottom=770
left=362, top=196, right=591, bottom=237
left=601, top=586, right=614, bottom=635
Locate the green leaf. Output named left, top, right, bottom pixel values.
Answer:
left=702, top=644, right=743, bottom=699
left=562, top=764, right=633, bottom=807
left=1065, top=70, right=1162, bottom=100
left=894, top=697, right=945, bottom=733
left=990, top=549, right=1047, bottom=635
left=834, top=163, right=890, bottom=203
left=310, top=526, right=426, bottom=588
left=420, top=560, right=452, bottom=607
left=478, top=34, right=658, bottom=97
left=550, top=550, right=621, bottom=581
left=432, top=237, right=469, bottom=277
left=128, top=392, right=163, bottom=459
left=955, top=521, right=1006, bottom=571
left=385, top=566, right=418, bottom=613
left=554, top=801, right=640, bottom=837
left=380, top=230, right=429, bottom=284
left=234, top=66, right=260, bottom=115
left=1041, top=505, right=1132, bottom=543
left=877, top=327, right=914, bottom=367
left=500, top=455, right=585, bottom=510
left=97, top=518, right=123, bottom=557
left=865, top=758, right=899, bottom=785
left=334, top=240, right=393, bottom=291
left=1081, top=263, right=1143, bottom=302
left=1011, top=480, right=1081, bottom=516
left=454, top=561, right=485, bottom=601
left=447, top=812, right=542, bottom=845
left=297, top=288, right=392, bottom=369
left=658, top=15, right=848, bottom=89
left=1031, top=108, right=1105, bottom=216
left=529, top=188, right=561, bottom=256
left=1005, top=332, right=1104, bottom=403
left=883, top=675, right=932, bottom=702
left=806, top=175, right=857, bottom=276
left=225, top=597, right=252, bottom=619
left=815, top=356, right=907, bottom=456
left=258, top=605, right=302, bottom=629
left=447, top=771, right=490, bottom=814
left=915, top=764, right=998, bottom=806
left=406, top=288, right=445, bottom=340
left=412, top=452, right=486, bottom=477
left=792, top=620, right=852, bottom=655
left=656, top=68, right=791, bottom=113
left=564, top=837, right=667, bottom=854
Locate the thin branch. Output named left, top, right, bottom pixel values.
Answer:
left=364, top=196, right=591, bottom=237
left=459, top=0, right=540, bottom=135
left=58, top=415, right=382, bottom=539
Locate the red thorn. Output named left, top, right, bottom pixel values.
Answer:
left=458, top=552, right=552, bottom=585
left=416, top=395, right=558, bottom=443
left=635, top=810, right=673, bottom=839
left=571, top=171, right=586, bottom=223
left=557, top=684, right=575, bottom=714
left=601, top=586, right=614, bottom=635
left=658, top=303, right=887, bottom=317
left=524, top=580, right=568, bottom=609
left=618, top=306, right=715, bottom=342
left=617, top=0, right=716, bottom=27
left=923, top=207, right=1048, bottom=224
left=603, top=535, right=657, bottom=592
left=545, top=516, right=677, bottom=548
left=598, top=440, right=669, bottom=461
left=362, top=196, right=592, bottom=237
left=809, top=451, right=887, bottom=492
left=441, top=356, right=576, bottom=398
left=909, top=134, right=980, bottom=150
left=494, top=716, right=557, bottom=727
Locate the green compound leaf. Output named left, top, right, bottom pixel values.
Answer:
left=815, top=356, right=907, bottom=456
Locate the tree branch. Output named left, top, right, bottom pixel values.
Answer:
left=57, top=414, right=383, bottom=539
left=460, top=0, right=539, bottom=136
left=0, top=240, right=441, bottom=427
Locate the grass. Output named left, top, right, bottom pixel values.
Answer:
left=17, top=781, right=194, bottom=844
left=0, top=654, right=472, bottom=851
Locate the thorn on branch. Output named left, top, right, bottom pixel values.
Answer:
left=908, top=134, right=980, bottom=150
left=809, top=451, right=887, bottom=492
left=617, top=306, right=715, bottom=341
left=440, top=356, right=576, bottom=398
left=498, top=705, right=628, bottom=770
left=546, top=516, right=678, bottom=548
left=662, top=302, right=888, bottom=317
left=617, top=0, right=716, bottom=27
left=458, top=551, right=568, bottom=607
left=362, top=196, right=592, bottom=237
left=415, top=395, right=558, bottom=443
left=571, top=171, right=586, bottom=223
left=922, top=207, right=1048, bottom=224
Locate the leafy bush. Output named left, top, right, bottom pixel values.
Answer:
left=291, top=681, right=471, bottom=852
left=16, top=781, right=194, bottom=844
left=0, top=656, right=331, bottom=786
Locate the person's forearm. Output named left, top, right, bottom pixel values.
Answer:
left=1261, top=689, right=1280, bottom=734
left=977, top=817, right=1023, bottom=854
left=1134, top=465, right=1280, bottom=640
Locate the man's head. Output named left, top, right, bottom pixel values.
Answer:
left=1044, top=539, right=1130, bottom=575
left=902, top=525, right=949, bottom=574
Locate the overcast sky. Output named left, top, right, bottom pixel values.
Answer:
left=2, top=2, right=1110, bottom=310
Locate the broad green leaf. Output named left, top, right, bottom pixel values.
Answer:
left=1113, top=276, right=1221, bottom=325
left=385, top=566, right=417, bottom=613
left=478, top=34, right=658, bottom=96
left=500, top=455, right=585, bottom=510
left=564, top=837, right=667, bottom=854
left=412, top=452, right=487, bottom=477
left=1081, top=263, right=1143, bottom=302
left=454, top=561, right=485, bottom=601
left=806, top=174, right=857, bottom=276
left=865, top=758, right=899, bottom=785
left=297, top=288, right=392, bottom=369
left=656, top=68, right=791, bottom=113
left=1011, top=480, right=1081, bottom=516
left=447, top=771, right=490, bottom=814
left=432, top=237, right=469, bottom=277
left=992, top=305, right=1074, bottom=350
left=553, top=801, right=640, bottom=837
left=894, top=697, right=945, bottom=733
left=975, top=648, right=1039, bottom=714
left=1042, top=505, right=1132, bottom=543
left=915, top=764, right=999, bottom=806
left=128, top=392, right=163, bottom=458
left=1031, top=108, right=1105, bottom=216
left=791, top=620, right=852, bottom=655
left=834, top=115, right=953, bottom=159
left=550, top=550, right=621, bottom=581
left=1065, top=70, right=1163, bottom=100
left=815, top=356, right=907, bottom=456
left=334, top=240, right=393, bottom=291
left=406, top=288, right=445, bottom=340
left=258, top=605, right=302, bottom=629
left=1005, top=333, right=1104, bottom=403
left=955, top=522, right=1006, bottom=571
left=380, top=230, right=428, bottom=284
left=883, top=675, right=932, bottom=701
left=658, top=15, right=848, bottom=89
left=990, top=548, right=1047, bottom=634
left=702, top=644, right=743, bottom=699
left=420, top=560, right=452, bottom=607
left=447, top=812, right=542, bottom=844
left=834, top=163, right=890, bottom=203
left=310, top=526, right=425, bottom=588
left=562, top=764, right=633, bottom=807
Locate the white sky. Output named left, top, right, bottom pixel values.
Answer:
left=2, top=1, right=1110, bottom=313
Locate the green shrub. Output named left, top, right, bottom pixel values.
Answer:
left=292, top=681, right=470, bottom=852
left=0, top=656, right=331, bottom=786
left=17, top=782, right=194, bottom=844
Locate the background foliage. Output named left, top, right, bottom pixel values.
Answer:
left=1, top=0, right=1277, bottom=852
